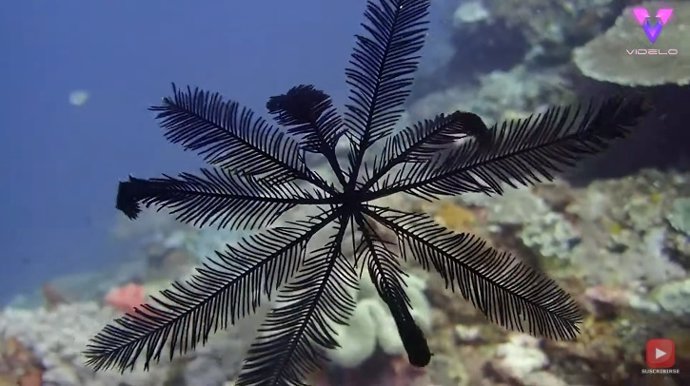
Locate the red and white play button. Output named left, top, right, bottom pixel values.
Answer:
left=646, top=339, right=675, bottom=368
left=655, top=347, right=667, bottom=360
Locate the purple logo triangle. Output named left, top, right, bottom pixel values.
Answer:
left=642, top=20, right=664, bottom=43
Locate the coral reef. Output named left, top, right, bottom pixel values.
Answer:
left=667, top=197, right=690, bottom=268
left=455, top=185, right=581, bottom=262
left=447, top=11, right=528, bottom=76
left=409, top=65, right=574, bottom=124
left=629, top=277, right=690, bottom=325
left=650, top=277, right=690, bottom=321
left=445, top=0, right=623, bottom=73
left=6, top=170, right=690, bottom=385
left=0, top=302, right=252, bottom=386
left=519, top=211, right=581, bottom=261
left=452, top=1, right=489, bottom=25
left=7, top=260, right=151, bottom=310
left=0, top=336, right=43, bottom=386
left=565, top=169, right=689, bottom=287
left=481, top=0, right=622, bottom=64
left=144, top=244, right=197, bottom=280
left=573, top=1, right=690, bottom=86
left=104, top=282, right=146, bottom=314
left=485, top=334, right=568, bottom=386
left=428, top=200, right=478, bottom=234
left=419, top=167, right=690, bottom=384
left=0, top=303, right=169, bottom=386
left=309, top=353, right=429, bottom=386
left=668, top=197, right=690, bottom=235
left=455, top=169, right=689, bottom=289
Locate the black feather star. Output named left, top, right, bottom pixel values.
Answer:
left=85, top=0, right=652, bottom=385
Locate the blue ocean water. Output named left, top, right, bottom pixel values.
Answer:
left=0, top=0, right=401, bottom=303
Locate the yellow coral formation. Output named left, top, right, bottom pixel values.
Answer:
left=650, top=191, right=664, bottom=204
left=433, top=201, right=477, bottom=233
left=606, top=220, right=624, bottom=236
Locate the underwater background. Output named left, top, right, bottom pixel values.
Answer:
left=1, top=0, right=689, bottom=385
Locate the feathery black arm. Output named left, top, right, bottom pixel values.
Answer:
left=360, top=111, right=491, bottom=192
left=236, top=216, right=358, bottom=386
left=116, top=169, right=337, bottom=230
left=355, top=213, right=431, bottom=367
left=84, top=211, right=339, bottom=373
left=343, top=0, right=431, bottom=189
left=365, top=206, right=583, bottom=340
left=151, top=84, right=337, bottom=195
left=267, top=85, right=348, bottom=188
left=368, top=95, right=652, bottom=199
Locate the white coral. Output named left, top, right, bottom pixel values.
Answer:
left=327, top=272, right=432, bottom=368
left=0, top=303, right=169, bottom=386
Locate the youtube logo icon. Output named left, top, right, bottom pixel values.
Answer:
left=646, top=339, right=675, bottom=368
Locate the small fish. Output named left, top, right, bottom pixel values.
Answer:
left=69, top=89, right=90, bottom=106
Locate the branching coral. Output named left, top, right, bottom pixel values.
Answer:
left=459, top=170, right=689, bottom=289
left=520, top=212, right=580, bottom=260
left=458, top=187, right=580, bottom=261
left=562, top=172, right=687, bottom=287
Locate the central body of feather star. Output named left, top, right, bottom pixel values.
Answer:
left=336, top=189, right=368, bottom=211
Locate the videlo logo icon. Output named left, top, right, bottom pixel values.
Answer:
left=626, top=6, right=679, bottom=56
left=632, top=7, right=673, bottom=44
